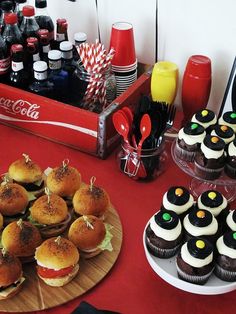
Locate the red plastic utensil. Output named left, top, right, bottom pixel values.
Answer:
left=121, top=106, right=137, bottom=148
left=112, top=111, right=130, bottom=145
left=138, top=114, right=152, bottom=152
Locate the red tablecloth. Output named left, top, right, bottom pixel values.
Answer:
left=0, top=124, right=235, bottom=314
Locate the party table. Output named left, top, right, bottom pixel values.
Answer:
left=0, top=123, right=235, bottom=314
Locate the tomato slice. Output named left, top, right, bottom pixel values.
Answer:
left=37, top=265, right=74, bottom=278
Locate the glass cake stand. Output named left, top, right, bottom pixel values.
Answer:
left=171, top=140, right=236, bottom=202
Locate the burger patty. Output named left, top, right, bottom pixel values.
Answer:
left=0, top=279, right=21, bottom=292
left=13, top=180, right=44, bottom=192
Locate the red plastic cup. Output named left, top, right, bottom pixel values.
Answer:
left=109, top=22, right=136, bottom=67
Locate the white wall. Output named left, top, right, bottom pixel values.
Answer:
left=29, top=0, right=236, bottom=113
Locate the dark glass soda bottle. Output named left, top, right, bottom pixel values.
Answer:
left=73, top=31, right=87, bottom=65
left=48, top=49, right=69, bottom=102
left=0, top=32, right=10, bottom=82
left=20, top=5, right=39, bottom=41
left=0, top=0, right=14, bottom=34
left=2, top=13, right=23, bottom=53
left=35, top=0, right=54, bottom=44
left=25, top=36, right=40, bottom=78
left=8, top=43, right=30, bottom=89
left=38, top=28, right=50, bottom=62
left=14, top=0, right=28, bottom=26
left=54, top=18, right=68, bottom=50
left=29, top=60, right=54, bottom=98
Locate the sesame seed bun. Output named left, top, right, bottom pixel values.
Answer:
left=68, top=215, right=106, bottom=252
left=46, top=165, right=81, bottom=199
left=72, top=185, right=110, bottom=219
left=0, top=183, right=29, bottom=216
left=8, top=157, right=42, bottom=184
left=35, top=237, right=79, bottom=270
left=1, top=220, right=42, bottom=259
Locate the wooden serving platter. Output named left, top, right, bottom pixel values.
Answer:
left=0, top=205, right=123, bottom=312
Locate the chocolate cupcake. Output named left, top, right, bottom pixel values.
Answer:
left=161, top=186, right=194, bottom=220
left=215, top=231, right=236, bottom=281
left=225, top=139, right=236, bottom=179
left=218, top=111, right=236, bottom=133
left=176, top=122, right=206, bottom=162
left=191, top=109, right=217, bottom=131
left=145, top=210, right=183, bottom=258
left=226, top=210, right=236, bottom=232
left=176, top=238, right=214, bottom=285
left=211, top=125, right=235, bottom=145
left=194, top=135, right=226, bottom=180
left=183, top=209, right=219, bottom=244
left=197, top=190, right=229, bottom=232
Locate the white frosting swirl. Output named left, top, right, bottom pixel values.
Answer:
left=226, top=211, right=236, bottom=231
left=150, top=214, right=182, bottom=241
left=211, top=129, right=235, bottom=144
left=197, top=194, right=227, bottom=217
left=181, top=242, right=213, bottom=267
left=162, top=192, right=194, bottom=215
left=183, top=214, right=218, bottom=236
left=192, top=114, right=217, bottom=129
left=200, top=141, right=224, bottom=159
left=178, top=127, right=206, bottom=145
left=228, top=141, right=236, bottom=157
left=218, top=117, right=236, bottom=132
left=216, top=236, right=236, bottom=259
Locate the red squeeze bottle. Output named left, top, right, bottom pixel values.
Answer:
left=181, top=55, right=212, bottom=124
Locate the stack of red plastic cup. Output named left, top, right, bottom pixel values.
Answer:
left=109, top=22, right=137, bottom=96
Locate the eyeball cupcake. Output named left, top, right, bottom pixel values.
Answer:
left=218, top=111, right=236, bottom=132
left=145, top=210, right=183, bottom=258
left=183, top=209, right=219, bottom=244
left=215, top=231, right=236, bottom=281
left=161, top=186, right=194, bottom=220
left=211, top=125, right=235, bottom=145
left=226, top=210, right=236, bottom=232
left=225, top=139, right=236, bottom=179
left=176, top=122, right=206, bottom=162
left=176, top=238, right=214, bottom=285
left=191, top=109, right=217, bottom=131
left=194, top=135, right=225, bottom=180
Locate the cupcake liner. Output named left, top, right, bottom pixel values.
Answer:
left=146, top=237, right=180, bottom=258
left=175, top=141, right=196, bottom=162
left=176, top=262, right=214, bottom=285
left=194, top=162, right=224, bottom=180
left=225, top=163, right=236, bottom=179
left=214, top=264, right=236, bottom=282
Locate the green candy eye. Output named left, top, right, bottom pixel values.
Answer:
left=230, top=113, right=236, bottom=119
left=191, top=123, right=198, bottom=130
left=162, top=213, right=171, bottom=221
left=233, top=232, right=236, bottom=240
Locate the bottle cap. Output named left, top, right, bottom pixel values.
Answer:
left=74, top=32, right=87, bottom=43
left=27, top=37, right=38, bottom=44
left=48, top=50, right=62, bottom=61
left=35, top=0, right=47, bottom=8
left=0, top=1, right=13, bottom=11
left=15, top=0, right=27, bottom=3
left=60, top=41, right=73, bottom=52
left=22, top=5, right=35, bottom=17
left=57, top=18, right=67, bottom=25
left=11, top=44, right=23, bottom=53
left=4, top=12, right=17, bottom=24
left=33, top=61, right=47, bottom=72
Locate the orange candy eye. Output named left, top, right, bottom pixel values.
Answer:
left=211, top=136, right=219, bottom=143
left=220, top=125, right=228, bottom=132
left=196, top=210, right=205, bottom=218
left=175, top=188, right=183, bottom=196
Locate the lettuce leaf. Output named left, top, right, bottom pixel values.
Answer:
left=97, top=223, right=113, bottom=252
left=28, top=192, right=37, bottom=202
left=28, top=214, right=46, bottom=228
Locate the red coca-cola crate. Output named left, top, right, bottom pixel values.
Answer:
left=0, top=71, right=151, bottom=158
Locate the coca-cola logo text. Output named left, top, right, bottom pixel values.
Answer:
left=0, top=97, right=40, bottom=119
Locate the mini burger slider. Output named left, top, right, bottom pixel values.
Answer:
left=68, top=215, right=113, bottom=259
left=1, top=219, right=42, bottom=263
left=0, top=180, right=29, bottom=224
left=0, top=249, right=25, bottom=300
left=46, top=159, right=81, bottom=205
left=35, top=236, right=80, bottom=287
left=29, top=188, right=71, bottom=238
left=73, top=177, right=110, bottom=220
left=8, top=153, right=45, bottom=197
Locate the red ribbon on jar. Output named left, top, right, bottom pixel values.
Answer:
left=181, top=55, right=212, bottom=124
